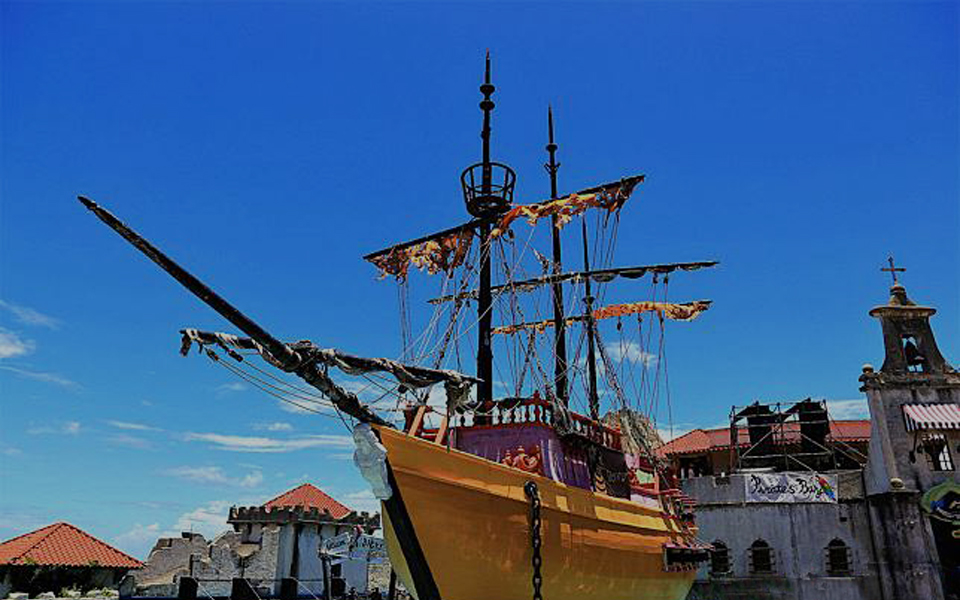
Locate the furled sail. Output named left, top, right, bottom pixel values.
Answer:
left=429, top=260, right=718, bottom=304
left=181, top=328, right=478, bottom=390
left=492, top=300, right=712, bottom=335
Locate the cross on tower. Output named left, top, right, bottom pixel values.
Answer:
left=881, top=255, right=906, bottom=285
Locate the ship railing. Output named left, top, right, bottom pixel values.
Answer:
left=450, top=395, right=624, bottom=451
left=452, top=394, right=555, bottom=428
left=567, top=412, right=623, bottom=450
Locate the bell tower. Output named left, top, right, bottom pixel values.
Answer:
left=868, top=279, right=952, bottom=376
left=859, top=262, right=959, bottom=600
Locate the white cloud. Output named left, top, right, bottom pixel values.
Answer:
left=827, top=399, right=870, bottom=420
left=169, top=500, right=232, bottom=539
left=344, top=489, right=379, bottom=514
left=108, top=434, right=153, bottom=450
left=239, top=471, right=264, bottom=488
left=0, top=301, right=60, bottom=330
left=277, top=400, right=315, bottom=414
left=0, top=329, right=34, bottom=359
left=28, top=421, right=81, bottom=436
left=183, top=432, right=353, bottom=453
left=113, top=523, right=161, bottom=556
left=108, top=420, right=162, bottom=432
left=253, top=422, right=293, bottom=432
left=0, top=365, right=79, bottom=389
left=1, top=446, right=22, bottom=456
left=0, top=511, right=46, bottom=534
left=216, top=382, right=248, bottom=396
left=164, top=465, right=264, bottom=488
left=604, top=341, right=658, bottom=367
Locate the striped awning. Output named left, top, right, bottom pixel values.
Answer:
left=903, top=403, right=960, bottom=432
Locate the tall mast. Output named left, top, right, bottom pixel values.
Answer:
left=476, top=52, right=496, bottom=421
left=457, top=53, right=516, bottom=425
left=545, top=107, right=568, bottom=405
left=582, top=206, right=600, bottom=420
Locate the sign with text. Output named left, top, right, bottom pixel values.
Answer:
left=321, top=531, right=386, bottom=560
left=745, top=472, right=838, bottom=503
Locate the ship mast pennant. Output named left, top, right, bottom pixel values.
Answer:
left=428, top=260, right=720, bottom=304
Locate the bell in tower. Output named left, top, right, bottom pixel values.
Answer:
left=868, top=280, right=953, bottom=375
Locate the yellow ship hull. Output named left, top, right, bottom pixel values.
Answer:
left=376, top=426, right=697, bottom=600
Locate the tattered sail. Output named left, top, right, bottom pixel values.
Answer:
left=363, top=175, right=645, bottom=280
left=492, top=300, right=713, bottom=335
left=429, top=260, right=718, bottom=304
left=367, top=228, right=475, bottom=281
left=490, top=175, right=644, bottom=238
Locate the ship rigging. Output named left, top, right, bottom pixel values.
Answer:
left=80, top=54, right=718, bottom=600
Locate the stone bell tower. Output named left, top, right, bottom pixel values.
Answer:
left=859, top=270, right=960, bottom=600
left=861, top=280, right=960, bottom=495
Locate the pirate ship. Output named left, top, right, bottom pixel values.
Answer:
left=80, top=55, right=714, bottom=600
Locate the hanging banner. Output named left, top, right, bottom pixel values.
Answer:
left=321, top=531, right=386, bottom=560
left=745, top=472, right=838, bottom=503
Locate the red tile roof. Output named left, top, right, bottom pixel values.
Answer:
left=0, top=522, right=143, bottom=568
left=263, top=483, right=352, bottom=518
left=658, top=420, right=871, bottom=457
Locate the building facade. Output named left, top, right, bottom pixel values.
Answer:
left=0, top=522, right=143, bottom=598
left=666, top=282, right=959, bottom=600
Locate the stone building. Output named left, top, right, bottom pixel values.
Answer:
left=661, top=282, right=959, bottom=600
left=0, top=522, right=143, bottom=598
left=133, top=484, right=379, bottom=598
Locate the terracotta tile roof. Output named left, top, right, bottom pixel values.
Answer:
left=0, top=522, right=143, bottom=568
left=657, top=420, right=871, bottom=457
left=263, top=483, right=352, bottom=518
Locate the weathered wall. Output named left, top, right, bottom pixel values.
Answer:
left=0, top=567, right=131, bottom=597
left=867, top=491, right=945, bottom=600
left=683, top=472, right=882, bottom=600
left=863, top=383, right=960, bottom=496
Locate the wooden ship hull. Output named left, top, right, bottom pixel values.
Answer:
left=377, top=425, right=698, bottom=600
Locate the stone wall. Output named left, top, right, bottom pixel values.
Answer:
left=683, top=472, right=883, bottom=600
left=134, top=523, right=374, bottom=598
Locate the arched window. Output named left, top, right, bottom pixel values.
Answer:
left=710, top=541, right=731, bottom=576
left=749, top=539, right=774, bottom=574
left=825, top=538, right=851, bottom=576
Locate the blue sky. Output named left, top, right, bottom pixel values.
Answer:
left=1, top=2, right=957, bottom=559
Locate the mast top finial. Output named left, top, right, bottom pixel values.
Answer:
left=547, top=105, right=557, bottom=150
left=461, top=52, right=515, bottom=218
left=480, top=52, right=495, bottom=100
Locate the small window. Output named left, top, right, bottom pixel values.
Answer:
left=710, top=541, right=731, bottom=576
left=749, top=539, right=774, bottom=574
left=921, top=434, right=955, bottom=471
left=825, top=538, right=851, bottom=575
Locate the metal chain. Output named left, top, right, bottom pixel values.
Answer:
left=524, top=481, right=544, bottom=600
